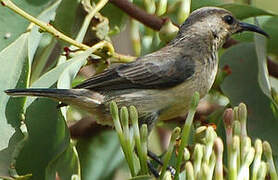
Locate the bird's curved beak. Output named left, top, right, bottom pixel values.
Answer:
left=237, top=22, right=269, bottom=37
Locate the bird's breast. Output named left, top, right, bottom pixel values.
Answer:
left=158, top=52, right=219, bottom=120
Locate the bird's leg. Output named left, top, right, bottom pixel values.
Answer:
left=139, top=113, right=176, bottom=177
left=147, top=160, right=160, bottom=178
left=147, top=150, right=176, bottom=176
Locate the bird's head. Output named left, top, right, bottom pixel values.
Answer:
left=177, top=7, right=268, bottom=49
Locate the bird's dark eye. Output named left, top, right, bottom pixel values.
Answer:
left=223, top=15, right=234, bottom=25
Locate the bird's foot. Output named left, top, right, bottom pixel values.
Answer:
left=147, top=150, right=176, bottom=177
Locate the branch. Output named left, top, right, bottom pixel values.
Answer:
left=267, top=58, right=278, bottom=78
left=109, top=0, right=165, bottom=30
left=108, top=0, right=278, bottom=77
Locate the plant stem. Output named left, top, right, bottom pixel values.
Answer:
left=252, top=139, right=263, bottom=180
left=174, top=92, right=200, bottom=180
left=263, top=141, right=278, bottom=180
left=130, top=106, right=148, bottom=174
left=193, top=144, right=203, bottom=178
left=76, top=0, right=109, bottom=42
left=1, top=0, right=89, bottom=49
left=1, top=0, right=135, bottom=63
left=120, top=107, right=136, bottom=177
left=110, top=53, right=136, bottom=63
left=257, top=162, right=267, bottom=180
left=110, top=102, right=134, bottom=176
left=177, top=0, right=191, bottom=24
left=229, top=136, right=239, bottom=180
left=109, top=0, right=164, bottom=30
left=140, top=124, right=149, bottom=175
left=214, top=138, right=223, bottom=180
left=237, top=147, right=255, bottom=180
left=160, top=127, right=181, bottom=179
left=185, top=161, right=194, bottom=180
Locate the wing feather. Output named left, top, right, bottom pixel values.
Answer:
left=74, top=54, right=195, bottom=90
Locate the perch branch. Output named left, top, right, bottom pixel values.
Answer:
left=109, top=0, right=165, bottom=30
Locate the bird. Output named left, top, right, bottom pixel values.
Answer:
left=5, top=7, right=268, bottom=131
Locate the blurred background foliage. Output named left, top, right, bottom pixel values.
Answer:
left=0, top=0, right=278, bottom=179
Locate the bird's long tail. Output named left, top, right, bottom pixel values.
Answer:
left=5, top=88, right=104, bottom=107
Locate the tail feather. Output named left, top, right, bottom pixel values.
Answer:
left=5, top=88, right=76, bottom=98
left=5, top=88, right=104, bottom=106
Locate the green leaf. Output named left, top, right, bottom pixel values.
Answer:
left=56, top=47, right=95, bottom=117
left=28, top=0, right=62, bottom=63
left=76, top=130, right=124, bottom=180
left=30, top=35, right=58, bottom=83
left=0, top=0, right=56, bottom=51
left=57, top=50, right=96, bottom=90
left=0, top=1, right=62, bottom=175
left=218, top=4, right=275, bottom=20
left=0, top=131, right=25, bottom=179
left=254, top=19, right=274, bottom=104
left=28, top=0, right=63, bottom=83
left=15, top=98, right=71, bottom=179
left=46, top=143, right=80, bottom=180
left=220, top=42, right=278, bottom=153
left=191, top=0, right=222, bottom=10
left=191, top=1, right=276, bottom=25
left=0, top=33, right=29, bottom=147
left=26, top=47, right=95, bottom=107
left=234, top=0, right=249, bottom=4
left=259, top=16, right=278, bottom=56
left=100, top=3, right=128, bottom=32
left=13, top=45, right=94, bottom=179
left=192, top=1, right=276, bottom=19
left=0, top=33, right=29, bottom=178
left=31, top=0, right=81, bottom=82
left=53, top=0, right=80, bottom=37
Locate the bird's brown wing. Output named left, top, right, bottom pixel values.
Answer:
left=74, top=55, right=195, bottom=90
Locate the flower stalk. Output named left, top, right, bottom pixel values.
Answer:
left=174, top=92, right=200, bottom=180
left=110, top=101, right=278, bottom=179
left=130, top=106, right=148, bottom=174
left=160, top=127, right=181, bottom=179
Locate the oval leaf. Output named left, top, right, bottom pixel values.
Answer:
left=219, top=4, right=275, bottom=19
left=220, top=42, right=278, bottom=153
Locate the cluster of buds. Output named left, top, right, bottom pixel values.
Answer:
left=130, top=0, right=191, bottom=56
left=110, top=102, right=148, bottom=177
left=110, top=95, right=278, bottom=180
left=222, top=103, right=278, bottom=180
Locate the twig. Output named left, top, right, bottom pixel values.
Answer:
left=76, top=0, right=109, bottom=43
left=1, top=0, right=89, bottom=50
left=267, top=58, right=278, bottom=78
left=1, top=0, right=135, bottom=63
left=109, top=0, right=165, bottom=30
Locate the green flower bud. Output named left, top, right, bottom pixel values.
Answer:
left=185, top=161, right=194, bottom=180
left=263, top=141, right=278, bottom=180
left=110, top=101, right=122, bottom=134
left=159, top=19, right=179, bottom=43
left=156, top=0, right=167, bottom=16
